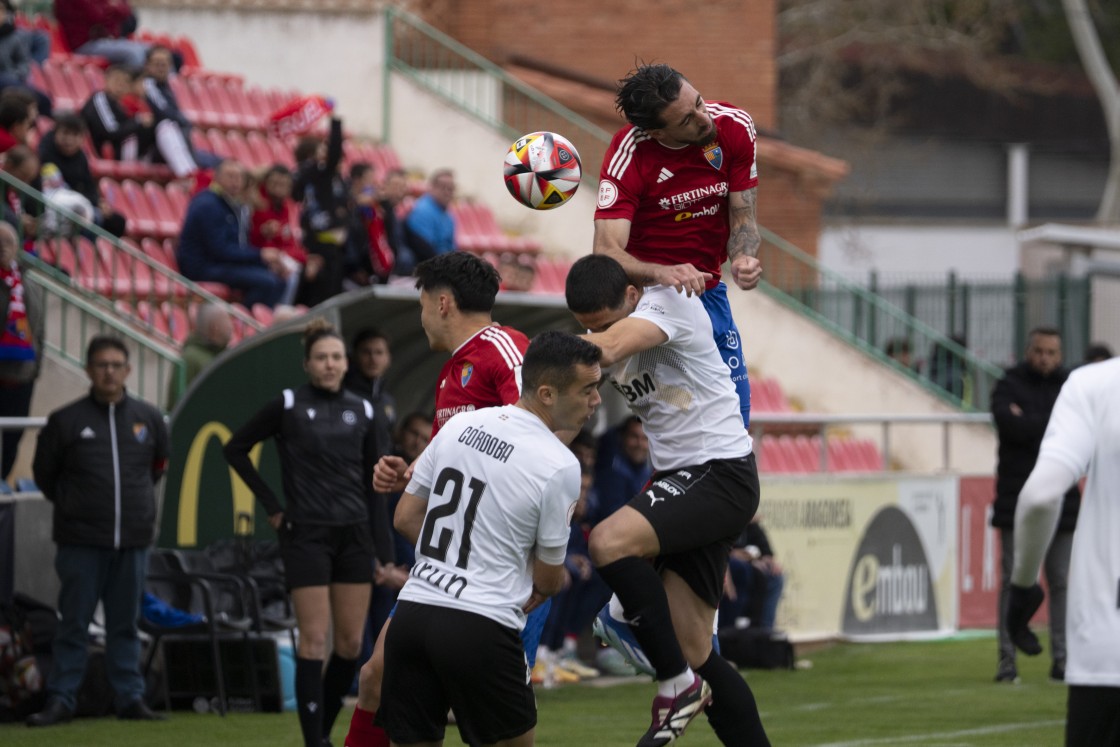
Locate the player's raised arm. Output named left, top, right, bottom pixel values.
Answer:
left=584, top=318, right=668, bottom=368
left=727, top=187, right=762, bottom=291
left=594, top=217, right=710, bottom=296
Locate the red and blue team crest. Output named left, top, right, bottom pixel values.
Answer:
left=133, top=423, right=148, bottom=443
left=460, top=363, right=474, bottom=387
left=702, top=142, right=723, bottom=170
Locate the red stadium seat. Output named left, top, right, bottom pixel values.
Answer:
left=40, top=59, right=80, bottom=110
left=143, top=182, right=183, bottom=238
left=245, top=131, right=277, bottom=168
left=175, top=36, right=202, bottom=68
left=119, top=179, right=159, bottom=238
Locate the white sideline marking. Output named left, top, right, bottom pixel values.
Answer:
left=813, top=719, right=1064, bottom=746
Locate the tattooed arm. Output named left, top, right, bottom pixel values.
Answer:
left=726, top=187, right=762, bottom=291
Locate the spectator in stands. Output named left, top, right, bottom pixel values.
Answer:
left=37, top=112, right=128, bottom=238
left=343, top=162, right=393, bottom=287
left=990, top=326, right=1079, bottom=684
left=404, top=168, right=456, bottom=261
left=176, top=159, right=288, bottom=309
left=1082, top=342, right=1112, bottom=365
left=884, top=336, right=915, bottom=371
left=54, top=0, right=151, bottom=68
left=82, top=64, right=198, bottom=178
left=343, top=326, right=396, bottom=433
left=250, top=163, right=314, bottom=305
left=591, top=415, right=652, bottom=524
left=0, top=220, right=43, bottom=481
left=378, top=168, right=413, bottom=277
left=0, top=2, right=50, bottom=118
left=0, top=87, right=34, bottom=154
left=498, top=251, right=537, bottom=292
left=141, top=44, right=219, bottom=169
left=1, top=143, right=40, bottom=245
left=719, top=517, right=785, bottom=631
left=293, top=117, right=349, bottom=306
left=929, top=332, right=971, bottom=404
left=165, top=302, right=232, bottom=410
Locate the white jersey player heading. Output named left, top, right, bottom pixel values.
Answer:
left=600, top=284, right=751, bottom=472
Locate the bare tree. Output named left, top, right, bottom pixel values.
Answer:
left=778, top=0, right=1020, bottom=147
left=1063, top=0, right=1120, bottom=222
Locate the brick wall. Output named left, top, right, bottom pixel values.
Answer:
left=414, top=0, right=845, bottom=260
left=421, top=0, right=777, bottom=131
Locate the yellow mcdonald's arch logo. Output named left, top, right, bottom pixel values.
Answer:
left=177, top=421, right=263, bottom=546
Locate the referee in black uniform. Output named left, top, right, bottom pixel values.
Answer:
left=225, top=318, right=392, bottom=747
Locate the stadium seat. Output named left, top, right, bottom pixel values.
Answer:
left=223, top=130, right=256, bottom=167
left=175, top=36, right=203, bottom=68
left=40, top=58, right=80, bottom=110
left=143, top=182, right=184, bottom=238
left=120, top=179, right=159, bottom=238
left=245, top=131, right=275, bottom=168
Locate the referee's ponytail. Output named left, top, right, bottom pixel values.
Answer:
left=302, top=317, right=343, bottom=359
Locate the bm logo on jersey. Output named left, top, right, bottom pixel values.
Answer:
left=460, top=363, right=474, bottom=387
left=703, top=142, right=723, bottom=170
left=612, top=372, right=656, bottom=403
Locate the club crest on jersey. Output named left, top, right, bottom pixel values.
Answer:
left=132, top=423, right=148, bottom=443
left=460, top=363, right=474, bottom=387
left=703, top=142, right=723, bottom=170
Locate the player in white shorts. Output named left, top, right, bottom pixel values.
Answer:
left=1007, top=356, right=1120, bottom=746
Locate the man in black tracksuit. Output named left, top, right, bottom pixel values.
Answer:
left=990, top=326, right=1079, bottom=684
left=28, top=335, right=169, bottom=727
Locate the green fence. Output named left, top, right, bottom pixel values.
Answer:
left=0, top=169, right=265, bottom=408
left=383, top=6, right=613, bottom=183
left=28, top=268, right=184, bottom=407
left=758, top=228, right=1006, bottom=411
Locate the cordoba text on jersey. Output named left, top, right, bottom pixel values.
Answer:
left=457, top=425, right=515, bottom=463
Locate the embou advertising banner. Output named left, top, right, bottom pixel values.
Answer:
left=761, top=476, right=958, bottom=639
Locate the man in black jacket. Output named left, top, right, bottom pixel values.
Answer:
left=990, top=326, right=1079, bottom=684
left=27, top=335, right=170, bottom=726
left=37, top=112, right=127, bottom=237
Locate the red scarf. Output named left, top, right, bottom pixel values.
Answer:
left=0, top=261, right=34, bottom=361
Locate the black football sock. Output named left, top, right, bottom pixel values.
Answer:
left=697, top=650, right=771, bottom=746
left=321, top=653, right=358, bottom=738
left=295, top=656, right=324, bottom=747
left=596, top=556, right=688, bottom=680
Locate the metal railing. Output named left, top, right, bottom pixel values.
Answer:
left=383, top=6, right=613, bottom=182
left=810, top=270, right=1092, bottom=367
left=29, top=268, right=185, bottom=408
left=757, top=228, right=1006, bottom=411
left=751, top=412, right=993, bottom=473
left=1, top=170, right=264, bottom=393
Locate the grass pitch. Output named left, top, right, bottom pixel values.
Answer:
left=0, top=632, right=1066, bottom=746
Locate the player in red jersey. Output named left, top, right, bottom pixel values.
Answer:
left=345, top=251, right=533, bottom=747
left=594, top=63, right=761, bottom=429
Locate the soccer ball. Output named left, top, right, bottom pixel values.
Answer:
left=503, top=131, right=581, bottom=210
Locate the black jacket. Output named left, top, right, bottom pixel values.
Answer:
left=80, top=91, right=152, bottom=159
left=990, top=361, right=1080, bottom=530
left=223, top=383, right=394, bottom=564
left=38, top=129, right=99, bottom=205
left=33, top=391, right=169, bottom=549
